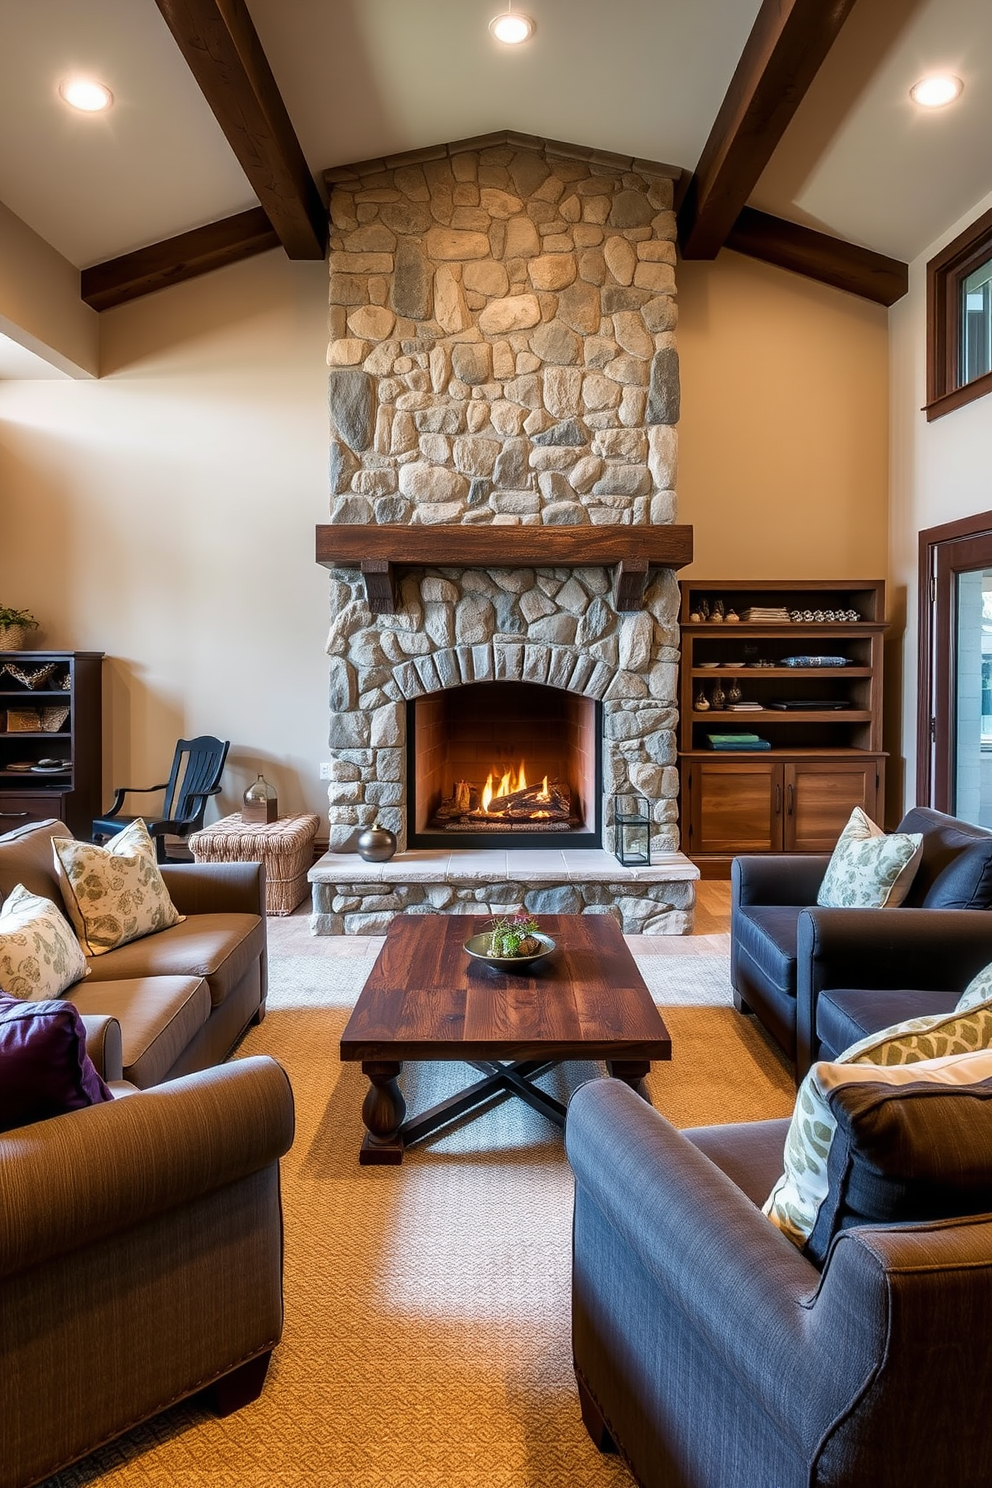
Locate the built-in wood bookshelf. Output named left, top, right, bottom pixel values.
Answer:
left=678, top=581, right=885, bottom=877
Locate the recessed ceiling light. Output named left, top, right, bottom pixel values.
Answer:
left=489, top=9, right=535, bottom=44
left=910, top=74, right=963, bottom=109
left=59, top=78, right=113, bottom=112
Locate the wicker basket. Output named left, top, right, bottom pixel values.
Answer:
left=0, top=626, right=25, bottom=652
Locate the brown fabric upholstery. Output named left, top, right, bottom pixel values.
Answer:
left=0, top=819, right=64, bottom=905
left=0, top=1057, right=294, bottom=1488
left=69, top=977, right=210, bottom=1089
left=81, top=914, right=264, bottom=1008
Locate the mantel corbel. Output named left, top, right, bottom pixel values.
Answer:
left=315, top=524, right=693, bottom=614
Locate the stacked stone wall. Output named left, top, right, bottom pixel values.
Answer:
left=325, top=138, right=679, bottom=525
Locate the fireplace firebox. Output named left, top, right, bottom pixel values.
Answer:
left=408, top=682, right=602, bottom=849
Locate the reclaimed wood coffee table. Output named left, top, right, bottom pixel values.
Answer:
left=339, top=913, right=672, bottom=1164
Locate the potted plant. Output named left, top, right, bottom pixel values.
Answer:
left=0, top=606, right=39, bottom=652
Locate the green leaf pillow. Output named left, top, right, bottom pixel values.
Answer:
left=764, top=993, right=992, bottom=1257
left=817, top=806, right=923, bottom=908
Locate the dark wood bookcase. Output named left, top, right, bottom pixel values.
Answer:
left=678, top=582, right=885, bottom=877
left=0, top=651, right=103, bottom=839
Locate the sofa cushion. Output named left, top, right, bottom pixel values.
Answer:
left=0, top=993, right=112, bottom=1131
left=920, top=839, right=992, bottom=909
left=67, top=976, right=211, bottom=1088
left=816, top=987, right=960, bottom=1060
left=53, top=820, right=184, bottom=956
left=816, top=808, right=923, bottom=909
left=0, top=883, right=89, bottom=1000
left=765, top=997, right=992, bottom=1259
left=806, top=1054, right=992, bottom=1266
left=80, top=913, right=264, bottom=1008
left=733, top=906, right=803, bottom=995
left=897, top=807, right=992, bottom=906
left=0, top=819, right=65, bottom=906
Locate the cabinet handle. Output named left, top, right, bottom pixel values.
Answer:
left=774, top=783, right=782, bottom=815
left=0, top=812, right=29, bottom=820
left=787, top=783, right=794, bottom=816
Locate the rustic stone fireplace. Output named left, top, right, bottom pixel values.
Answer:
left=309, top=131, right=698, bottom=934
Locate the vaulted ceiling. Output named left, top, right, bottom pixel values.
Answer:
left=0, top=0, right=989, bottom=338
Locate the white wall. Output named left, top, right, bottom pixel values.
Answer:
left=0, top=249, right=334, bottom=825
left=889, top=184, right=992, bottom=815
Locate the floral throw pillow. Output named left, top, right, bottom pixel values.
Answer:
left=0, top=883, right=89, bottom=998
left=816, top=806, right=923, bottom=909
left=53, top=819, right=184, bottom=957
left=764, top=993, right=992, bottom=1255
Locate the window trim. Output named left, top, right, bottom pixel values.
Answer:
left=925, top=203, right=992, bottom=422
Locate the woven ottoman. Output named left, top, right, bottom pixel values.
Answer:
left=189, top=812, right=320, bottom=916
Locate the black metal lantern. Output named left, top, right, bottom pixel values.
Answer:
left=614, top=794, right=650, bottom=867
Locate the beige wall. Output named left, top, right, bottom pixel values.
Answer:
left=0, top=249, right=333, bottom=823
left=678, top=249, right=889, bottom=581
left=889, top=184, right=992, bottom=816
left=0, top=201, right=98, bottom=378
left=0, top=237, right=894, bottom=836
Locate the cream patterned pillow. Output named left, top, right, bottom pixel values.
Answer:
left=764, top=994, right=992, bottom=1251
left=0, top=883, right=89, bottom=998
left=816, top=807, right=923, bottom=908
left=53, top=819, right=184, bottom=957
left=957, top=961, right=992, bottom=1012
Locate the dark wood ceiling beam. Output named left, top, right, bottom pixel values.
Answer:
left=725, top=206, right=908, bottom=305
left=80, top=207, right=280, bottom=311
left=152, top=0, right=326, bottom=259
left=679, top=0, right=859, bottom=260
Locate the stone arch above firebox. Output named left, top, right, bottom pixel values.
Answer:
left=325, top=565, right=680, bottom=855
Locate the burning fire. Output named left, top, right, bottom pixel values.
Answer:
left=480, top=760, right=550, bottom=814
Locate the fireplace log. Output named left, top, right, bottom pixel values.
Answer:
left=470, top=784, right=571, bottom=821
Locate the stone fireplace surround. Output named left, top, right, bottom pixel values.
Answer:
left=309, top=132, right=699, bottom=934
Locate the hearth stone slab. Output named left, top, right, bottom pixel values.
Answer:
left=308, top=848, right=698, bottom=936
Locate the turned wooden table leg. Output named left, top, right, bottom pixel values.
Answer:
left=359, top=1061, right=406, bottom=1164
left=607, top=1059, right=651, bottom=1099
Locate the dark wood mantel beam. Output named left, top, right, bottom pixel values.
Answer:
left=81, top=207, right=280, bottom=311
left=152, top=0, right=327, bottom=260
left=679, top=0, right=859, bottom=260
left=316, top=524, right=693, bottom=614
left=725, top=206, right=908, bottom=306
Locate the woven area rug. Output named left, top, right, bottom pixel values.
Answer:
left=49, top=944, right=795, bottom=1488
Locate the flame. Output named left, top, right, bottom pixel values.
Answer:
left=480, top=760, right=531, bottom=814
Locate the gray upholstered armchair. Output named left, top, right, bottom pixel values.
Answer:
left=732, top=806, right=992, bottom=1078
left=567, top=1078, right=992, bottom=1488
left=0, top=1055, right=294, bottom=1488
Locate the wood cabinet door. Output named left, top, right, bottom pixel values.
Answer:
left=687, top=760, right=782, bottom=855
left=783, top=761, right=879, bottom=851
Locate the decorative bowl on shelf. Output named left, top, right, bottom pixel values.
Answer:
left=464, top=931, right=556, bottom=972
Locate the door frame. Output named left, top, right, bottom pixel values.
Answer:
left=917, top=510, right=992, bottom=809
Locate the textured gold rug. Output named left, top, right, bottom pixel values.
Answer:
left=50, top=950, right=794, bottom=1488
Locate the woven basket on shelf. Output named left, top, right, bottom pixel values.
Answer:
left=0, top=626, right=25, bottom=652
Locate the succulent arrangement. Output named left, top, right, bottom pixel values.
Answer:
left=487, top=913, right=542, bottom=958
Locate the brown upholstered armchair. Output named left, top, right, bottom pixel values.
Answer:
left=0, top=1055, right=294, bottom=1488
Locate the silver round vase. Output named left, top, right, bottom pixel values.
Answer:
left=356, top=825, right=397, bottom=862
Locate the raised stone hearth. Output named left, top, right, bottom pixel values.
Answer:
left=314, top=132, right=698, bottom=934
left=309, top=848, right=697, bottom=937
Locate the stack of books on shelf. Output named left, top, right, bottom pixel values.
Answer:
left=706, top=732, right=771, bottom=751
left=739, top=606, right=791, bottom=622
left=727, top=700, right=762, bottom=710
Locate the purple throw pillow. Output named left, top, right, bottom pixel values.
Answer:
left=0, top=993, right=113, bottom=1132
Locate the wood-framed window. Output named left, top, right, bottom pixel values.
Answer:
left=925, top=203, right=992, bottom=422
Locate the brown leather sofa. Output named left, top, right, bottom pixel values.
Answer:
left=0, top=818, right=267, bottom=1085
